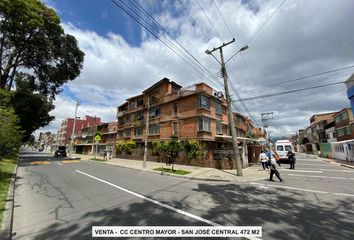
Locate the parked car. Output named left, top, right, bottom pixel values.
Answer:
left=54, top=146, right=67, bottom=157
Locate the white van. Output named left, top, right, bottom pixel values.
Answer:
left=275, top=140, right=293, bottom=162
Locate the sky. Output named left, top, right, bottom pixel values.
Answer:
left=37, top=0, right=354, bottom=138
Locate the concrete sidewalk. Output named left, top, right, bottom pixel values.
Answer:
left=70, top=154, right=270, bottom=182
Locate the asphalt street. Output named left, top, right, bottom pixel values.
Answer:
left=12, top=152, right=354, bottom=240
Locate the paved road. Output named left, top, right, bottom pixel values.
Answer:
left=13, top=152, right=354, bottom=240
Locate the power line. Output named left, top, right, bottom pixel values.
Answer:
left=239, top=65, right=354, bottom=94
left=246, top=0, right=286, bottom=45
left=110, top=0, right=223, bottom=92
left=234, top=80, right=350, bottom=102
left=210, top=0, right=260, bottom=125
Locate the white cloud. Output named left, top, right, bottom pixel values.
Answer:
left=38, top=0, right=354, bottom=138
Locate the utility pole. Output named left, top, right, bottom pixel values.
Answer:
left=206, top=39, right=248, bottom=176
left=261, top=112, right=273, bottom=146
left=87, top=111, right=97, bottom=157
left=70, top=101, right=80, bottom=156
left=143, top=96, right=150, bottom=168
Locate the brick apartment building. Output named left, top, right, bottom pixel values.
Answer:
left=334, top=108, right=354, bottom=141
left=58, top=115, right=100, bottom=147
left=116, top=78, right=262, bottom=168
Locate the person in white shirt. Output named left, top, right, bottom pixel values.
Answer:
left=259, top=150, right=269, bottom=170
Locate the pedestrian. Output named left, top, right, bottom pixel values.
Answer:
left=269, top=157, right=285, bottom=182
left=272, top=149, right=281, bottom=167
left=287, top=150, right=296, bottom=169
left=264, top=149, right=272, bottom=169
left=103, top=150, right=107, bottom=160
left=259, top=150, right=269, bottom=170
left=108, top=150, right=112, bottom=159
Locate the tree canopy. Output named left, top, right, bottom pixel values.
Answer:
left=0, top=0, right=84, bottom=97
left=0, top=0, right=85, bottom=143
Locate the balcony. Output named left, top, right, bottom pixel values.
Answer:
left=117, top=110, right=127, bottom=118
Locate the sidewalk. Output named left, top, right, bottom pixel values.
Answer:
left=70, top=154, right=270, bottom=182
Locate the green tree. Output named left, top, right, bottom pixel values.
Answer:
left=0, top=0, right=84, bottom=141
left=0, top=90, right=21, bottom=158
left=0, top=0, right=84, bottom=94
left=152, top=140, right=169, bottom=162
left=11, top=77, right=55, bottom=140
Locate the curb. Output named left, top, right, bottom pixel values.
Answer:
left=0, top=161, right=18, bottom=240
left=87, top=160, right=234, bottom=182
left=340, top=164, right=354, bottom=170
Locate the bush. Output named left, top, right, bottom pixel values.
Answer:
left=0, top=90, right=21, bottom=158
left=183, top=139, right=202, bottom=160
left=116, top=140, right=136, bottom=155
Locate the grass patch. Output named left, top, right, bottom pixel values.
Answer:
left=153, top=167, right=191, bottom=175
left=90, top=158, right=107, bottom=162
left=0, top=156, right=17, bottom=225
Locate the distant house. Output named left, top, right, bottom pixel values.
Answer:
left=333, top=108, right=354, bottom=142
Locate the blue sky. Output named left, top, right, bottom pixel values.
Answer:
left=38, top=0, right=354, bottom=137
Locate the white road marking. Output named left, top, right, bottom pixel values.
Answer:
left=316, top=169, right=352, bottom=172
left=296, top=159, right=323, bottom=162
left=287, top=174, right=353, bottom=180
left=75, top=170, right=262, bottom=240
left=57, top=162, right=63, bottom=166
left=279, top=169, right=322, bottom=173
left=295, top=163, right=333, bottom=166
left=249, top=182, right=354, bottom=197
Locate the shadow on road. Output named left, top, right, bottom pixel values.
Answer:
left=14, top=169, right=354, bottom=240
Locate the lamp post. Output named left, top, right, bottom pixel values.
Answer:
left=87, top=111, right=97, bottom=158
left=70, top=101, right=80, bottom=156
left=205, top=39, right=248, bottom=176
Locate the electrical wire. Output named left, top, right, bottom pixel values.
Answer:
left=234, top=79, right=351, bottom=102
left=110, top=0, right=223, bottom=92
left=239, top=65, right=354, bottom=94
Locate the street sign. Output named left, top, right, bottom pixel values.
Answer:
left=94, top=135, right=101, bottom=141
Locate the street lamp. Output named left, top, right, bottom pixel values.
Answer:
left=205, top=40, right=249, bottom=176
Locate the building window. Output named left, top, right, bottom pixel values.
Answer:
left=137, top=98, right=144, bottom=107
left=129, top=101, right=137, bottom=110
left=334, top=116, right=341, bottom=124
left=150, top=107, right=160, bottom=118
left=173, top=103, right=178, bottom=116
left=342, top=112, right=349, bottom=121
left=172, top=121, right=178, bottom=135
left=215, top=101, right=222, bottom=115
left=135, top=111, right=144, bottom=121
left=134, top=127, right=142, bottom=137
left=345, top=125, right=351, bottom=135
left=216, top=121, right=222, bottom=134
left=198, top=116, right=211, bottom=132
left=124, top=128, right=131, bottom=138
left=337, top=128, right=344, bottom=137
left=198, top=94, right=210, bottom=110
left=149, top=124, right=160, bottom=135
